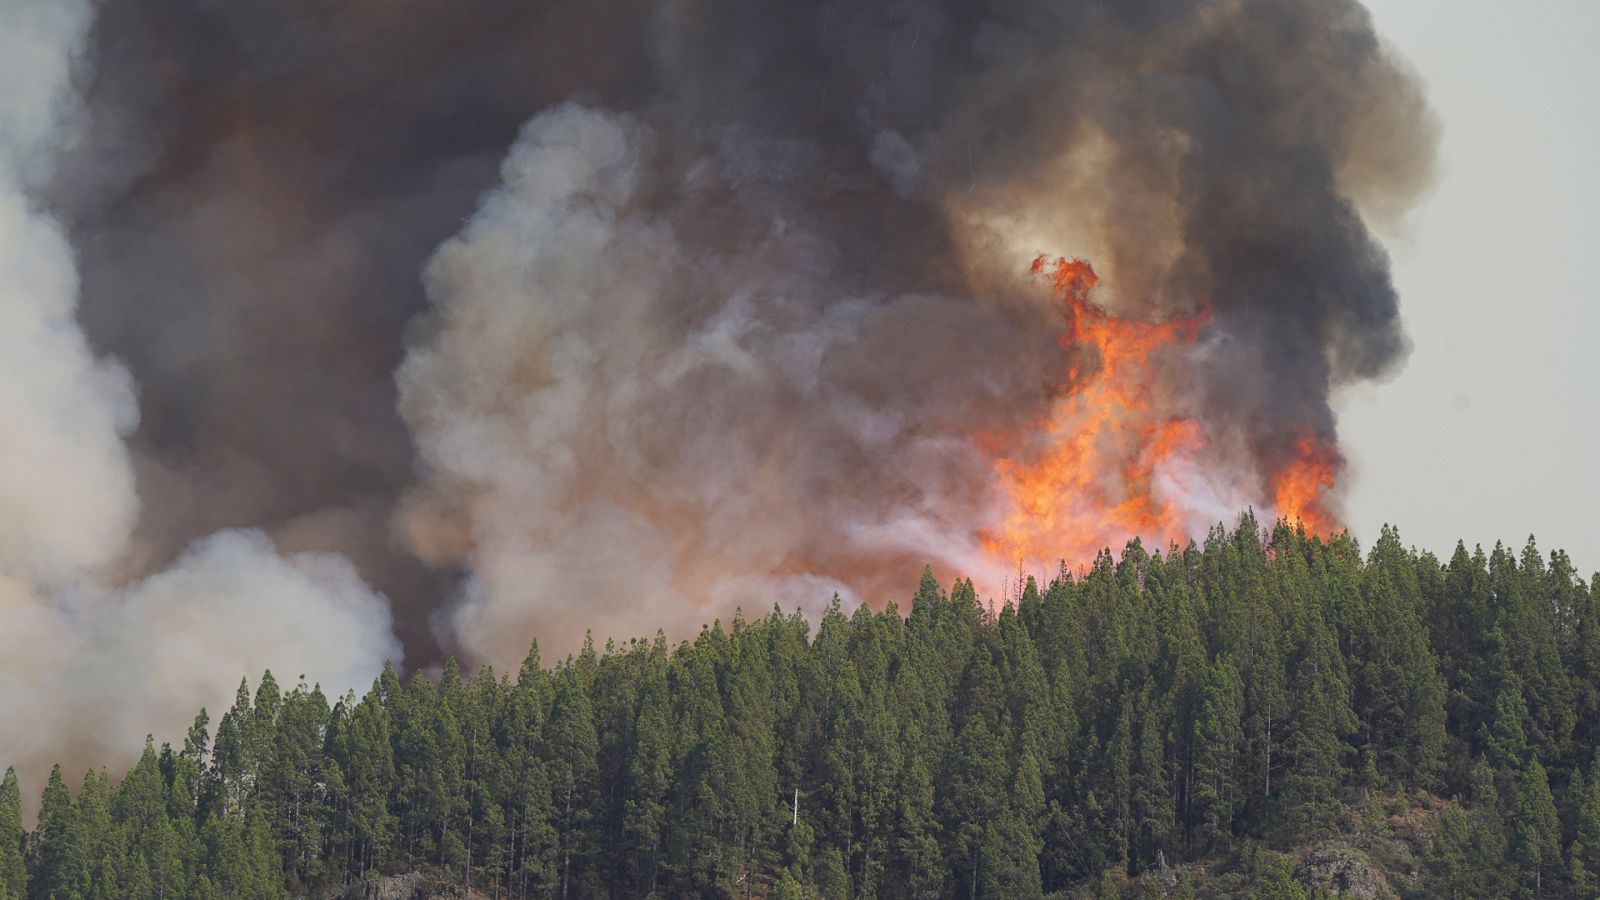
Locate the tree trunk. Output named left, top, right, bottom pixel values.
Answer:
left=562, top=790, right=573, bottom=900
left=1264, top=707, right=1273, bottom=799
left=970, top=844, right=979, bottom=900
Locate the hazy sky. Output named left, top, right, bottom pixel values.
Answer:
left=1343, top=1, right=1600, bottom=567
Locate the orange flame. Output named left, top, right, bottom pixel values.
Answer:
left=982, top=257, right=1209, bottom=569
left=1270, top=428, right=1341, bottom=535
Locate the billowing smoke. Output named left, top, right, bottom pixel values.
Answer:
left=395, top=104, right=1055, bottom=659
left=48, top=0, right=655, bottom=661
left=0, top=0, right=136, bottom=589
left=0, top=532, right=398, bottom=786
left=398, top=1, right=1435, bottom=657
left=8, top=0, right=1434, bottom=764
left=0, top=0, right=399, bottom=796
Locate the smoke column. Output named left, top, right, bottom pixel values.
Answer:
left=0, top=0, right=399, bottom=795
left=398, top=0, right=1436, bottom=659
left=3, top=0, right=1435, bottom=768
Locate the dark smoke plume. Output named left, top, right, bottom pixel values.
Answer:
left=51, top=0, right=655, bottom=660
left=9, top=0, right=1433, bottom=764
left=397, top=0, right=1436, bottom=658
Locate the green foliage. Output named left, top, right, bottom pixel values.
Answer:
left=1240, top=841, right=1307, bottom=900
left=771, top=867, right=804, bottom=900
left=0, top=770, right=24, bottom=898
left=1570, top=751, right=1600, bottom=895
left=1194, top=654, right=1245, bottom=850
left=2, top=517, right=1599, bottom=897
left=1514, top=760, right=1562, bottom=898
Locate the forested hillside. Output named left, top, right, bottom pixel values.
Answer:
left=4, top=515, right=1599, bottom=898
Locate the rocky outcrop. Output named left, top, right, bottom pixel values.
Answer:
left=1294, top=841, right=1389, bottom=900
left=337, top=873, right=480, bottom=900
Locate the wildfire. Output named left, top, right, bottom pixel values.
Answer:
left=982, top=257, right=1209, bottom=569
left=1270, top=428, right=1342, bottom=535
left=980, top=257, right=1347, bottom=574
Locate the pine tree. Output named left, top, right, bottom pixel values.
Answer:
left=391, top=673, right=442, bottom=866
left=785, top=816, right=815, bottom=889
left=1278, top=611, right=1356, bottom=840
left=891, top=725, right=944, bottom=898
left=1424, top=801, right=1476, bottom=898
left=727, top=613, right=783, bottom=887
left=1513, top=760, right=1561, bottom=899
left=1241, top=622, right=1289, bottom=834
left=502, top=643, right=556, bottom=897
left=815, top=845, right=850, bottom=900
left=1464, top=758, right=1512, bottom=894
left=1501, top=541, right=1577, bottom=759
left=661, top=626, right=738, bottom=896
left=546, top=662, right=598, bottom=899
left=116, top=738, right=172, bottom=895
left=0, top=769, right=23, bottom=898
left=338, top=683, right=397, bottom=880
left=67, top=769, right=115, bottom=898
left=621, top=635, right=671, bottom=895
left=941, top=643, right=1009, bottom=899
left=1573, top=751, right=1600, bottom=896
left=208, top=678, right=258, bottom=819
left=433, top=660, right=470, bottom=880
left=1435, top=544, right=1502, bottom=766
left=1566, top=571, right=1600, bottom=752
left=1347, top=550, right=1447, bottom=787
left=260, top=682, right=333, bottom=889
left=772, top=868, right=804, bottom=900
left=982, top=746, right=1045, bottom=898
left=1192, top=655, right=1244, bottom=850
left=1132, top=688, right=1174, bottom=868
left=1106, top=696, right=1134, bottom=867
left=32, top=764, right=75, bottom=899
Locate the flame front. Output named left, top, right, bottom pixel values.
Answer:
left=981, top=257, right=1348, bottom=572
left=982, top=258, right=1209, bottom=569
left=1271, top=428, right=1342, bottom=536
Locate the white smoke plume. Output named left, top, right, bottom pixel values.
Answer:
left=0, top=532, right=397, bottom=784
left=397, top=105, right=1031, bottom=661
left=400, top=104, right=1017, bottom=659
left=396, top=107, right=840, bottom=659
left=0, top=0, right=136, bottom=586
left=0, top=0, right=399, bottom=795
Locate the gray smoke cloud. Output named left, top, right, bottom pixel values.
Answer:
left=19, top=0, right=1433, bottom=687
left=398, top=0, right=1435, bottom=661
left=396, top=104, right=1056, bottom=660
left=48, top=0, right=656, bottom=662
left=0, top=0, right=400, bottom=796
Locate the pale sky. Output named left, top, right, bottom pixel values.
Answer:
left=1342, top=1, right=1600, bottom=569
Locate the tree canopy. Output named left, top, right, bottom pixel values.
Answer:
left=5, top=515, right=1598, bottom=898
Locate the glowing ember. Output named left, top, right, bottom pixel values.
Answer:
left=982, top=257, right=1209, bottom=569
